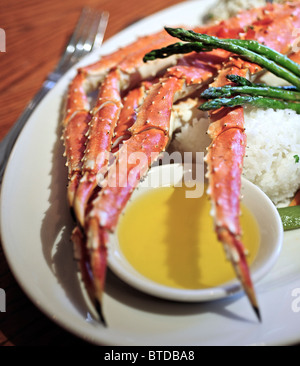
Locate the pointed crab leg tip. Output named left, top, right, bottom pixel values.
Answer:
left=95, top=299, right=107, bottom=327
left=69, top=207, right=77, bottom=223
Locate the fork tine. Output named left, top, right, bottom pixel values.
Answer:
left=71, top=9, right=95, bottom=60
left=73, top=10, right=102, bottom=60
left=93, top=11, right=109, bottom=49
left=56, top=8, right=108, bottom=72
left=84, top=11, right=109, bottom=52
left=55, top=7, right=91, bottom=71
left=70, top=9, right=108, bottom=66
left=67, top=8, right=92, bottom=53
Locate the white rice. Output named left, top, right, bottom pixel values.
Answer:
left=243, top=106, right=300, bottom=206
left=205, top=0, right=286, bottom=23
left=170, top=102, right=300, bottom=206
left=170, top=99, right=211, bottom=156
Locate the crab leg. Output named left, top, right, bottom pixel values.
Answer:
left=62, top=29, right=179, bottom=212
left=73, top=37, right=187, bottom=226
left=62, top=72, right=91, bottom=208
left=73, top=68, right=123, bottom=225
left=205, top=57, right=260, bottom=317
left=82, top=52, right=227, bottom=315
left=205, top=3, right=300, bottom=318
left=111, top=79, right=156, bottom=151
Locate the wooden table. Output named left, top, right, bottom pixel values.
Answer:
left=0, top=0, right=184, bottom=346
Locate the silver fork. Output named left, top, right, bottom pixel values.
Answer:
left=0, top=8, right=109, bottom=183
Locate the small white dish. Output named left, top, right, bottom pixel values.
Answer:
left=108, top=163, right=284, bottom=302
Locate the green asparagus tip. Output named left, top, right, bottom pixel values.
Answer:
left=226, top=74, right=253, bottom=86
left=201, top=87, right=232, bottom=99
left=199, top=96, right=254, bottom=111
left=164, top=26, right=176, bottom=37
left=143, top=53, right=156, bottom=62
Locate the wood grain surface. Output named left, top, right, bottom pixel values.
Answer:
left=0, top=0, right=184, bottom=346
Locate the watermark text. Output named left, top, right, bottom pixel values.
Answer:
left=292, top=288, right=300, bottom=313
left=0, top=28, right=6, bottom=52
left=0, top=288, right=6, bottom=312
left=95, top=148, right=205, bottom=198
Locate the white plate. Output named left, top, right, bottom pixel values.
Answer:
left=1, top=0, right=300, bottom=346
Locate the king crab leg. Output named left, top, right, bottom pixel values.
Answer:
left=111, top=79, right=156, bottom=151
left=62, top=29, right=178, bottom=214
left=72, top=36, right=186, bottom=226
left=205, top=2, right=300, bottom=319
left=82, top=52, right=231, bottom=317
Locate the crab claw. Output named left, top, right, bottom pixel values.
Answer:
left=205, top=56, right=261, bottom=320
left=72, top=224, right=108, bottom=325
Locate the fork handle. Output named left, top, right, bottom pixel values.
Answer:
left=0, top=79, right=57, bottom=183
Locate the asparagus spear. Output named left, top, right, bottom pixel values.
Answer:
left=144, top=28, right=300, bottom=90
left=226, top=74, right=254, bottom=86
left=277, top=206, right=300, bottom=231
left=201, top=85, right=300, bottom=101
left=199, top=95, right=300, bottom=113
left=226, top=74, right=298, bottom=91
left=143, top=42, right=213, bottom=61
left=227, top=39, right=300, bottom=78
left=164, top=28, right=300, bottom=77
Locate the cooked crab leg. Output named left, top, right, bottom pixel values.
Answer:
left=63, top=29, right=178, bottom=212
left=69, top=54, right=218, bottom=317
left=73, top=38, right=186, bottom=226
left=112, top=79, right=156, bottom=151
left=204, top=5, right=300, bottom=319
left=82, top=52, right=227, bottom=316
left=205, top=57, right=260, bottom=318
left=73, top=68, right=123, bottom=225
left=63, top=72, right=91, bottom=208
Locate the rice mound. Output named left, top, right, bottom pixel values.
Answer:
left=205, top=0, right=286, bottom=23
left=170, top=102, right=300, bottom=207
left=170, top=99, right=211, bottom=157
left=243, top=106, right=300, bottom=206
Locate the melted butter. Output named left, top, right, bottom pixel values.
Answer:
left=118, top=184, right=260, bottom=290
